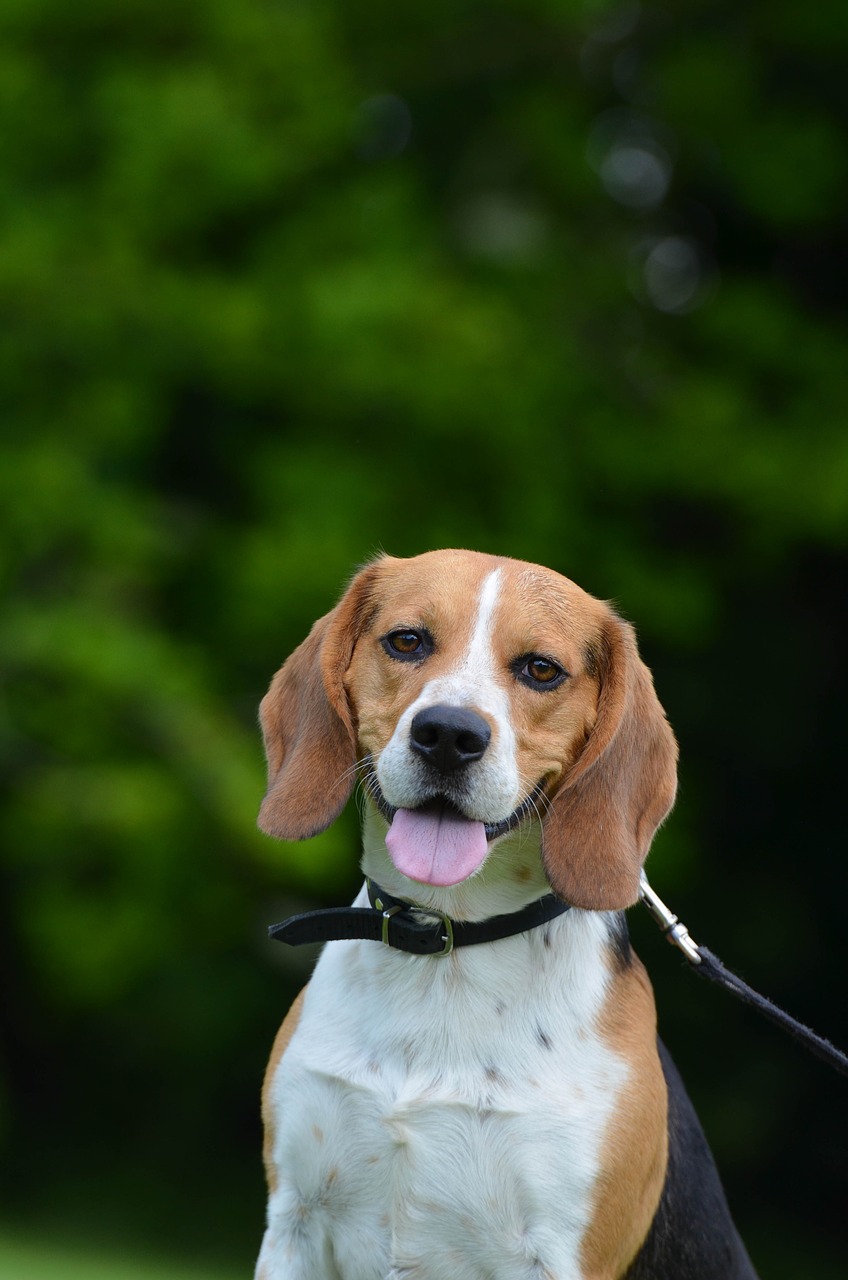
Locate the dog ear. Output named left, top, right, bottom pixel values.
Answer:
left=257, top=562, right=383, bottom=840
left=541, top=613, right=678, bottom=911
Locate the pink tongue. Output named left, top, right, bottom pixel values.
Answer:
left=385, top=805, right=489, bottom=886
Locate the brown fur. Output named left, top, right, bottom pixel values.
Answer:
left=581, top=957, right=668, bottom=1279
left=541, top=612, right=678, bottom=910
left=258, top=562, right=384, bottom=839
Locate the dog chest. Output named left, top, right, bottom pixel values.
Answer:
left=261, top=917, right=627, bottom=1279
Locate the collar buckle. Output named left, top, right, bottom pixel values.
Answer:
left=380, top=903, right=403, bottom=945
left=370, top=881, right=455, bottom=956
left=435, top=913, right=454, bottom=957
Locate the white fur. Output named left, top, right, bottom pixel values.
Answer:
left=256, top=830, right=627, bottom=1280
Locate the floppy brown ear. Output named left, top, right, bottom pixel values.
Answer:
left=257, top=562, right=383, bottom=840
left=541, top=612, right=678, bottom=911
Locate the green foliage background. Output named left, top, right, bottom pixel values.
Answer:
left=1, top=0, right=846, bottom=1273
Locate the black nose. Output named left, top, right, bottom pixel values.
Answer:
left=409, top=704, right=492, bottom=774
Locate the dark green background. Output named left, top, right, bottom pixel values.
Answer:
left=1, top=0, right=846, bottom=1274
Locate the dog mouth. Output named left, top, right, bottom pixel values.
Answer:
left=364, top=768, right=545, bottom=887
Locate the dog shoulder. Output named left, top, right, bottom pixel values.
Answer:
left=261, top=985, right=308, bottom=1194
left=622, top=1038, right=759, bottom=1280
left=581, top=941, right=669, bottom=1278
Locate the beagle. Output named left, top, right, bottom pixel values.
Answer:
left=255, top=550, right=758, bottom=1280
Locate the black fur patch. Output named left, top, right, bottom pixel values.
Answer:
left=606, top=911, right=633, bottom=972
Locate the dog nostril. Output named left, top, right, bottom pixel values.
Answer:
left=410, top=705, right=492, bottom=773
left=414, top=724, right=439, bottom=749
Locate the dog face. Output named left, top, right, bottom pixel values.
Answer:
left=258, top=550, right=677, bottom=910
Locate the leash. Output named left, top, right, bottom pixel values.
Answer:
left=640, top=873, right=848, bottom=1079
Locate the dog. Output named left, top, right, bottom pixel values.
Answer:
left=254, top=549, right=758, bottom=1280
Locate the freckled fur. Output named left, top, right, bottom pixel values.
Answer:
left=259, top=904, right=626, bottom=1280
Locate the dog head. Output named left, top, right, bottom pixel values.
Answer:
left=258, top=550, right=677, bottom=911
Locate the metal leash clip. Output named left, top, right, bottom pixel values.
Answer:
left=639, top=872, right=702, bottom=966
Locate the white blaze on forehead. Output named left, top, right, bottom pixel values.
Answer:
left=418, top=566, right=508, bottom=716
left=376, top=567, right=522, bottom=823
left=463, top=567, right=502, bottom=672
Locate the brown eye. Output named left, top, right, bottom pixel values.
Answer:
left=527, top=658, right=558, bottom=682
left=382, top=629, right=432, bottom=661
left=514, top=654, right=568, bottom=690
left=390, top=631, right=421, bottom=654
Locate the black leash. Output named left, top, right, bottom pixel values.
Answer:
left=640, top=873, right=848, bottom=1079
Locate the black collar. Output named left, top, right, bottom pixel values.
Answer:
left=269, top=880, right=571, bottom=957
